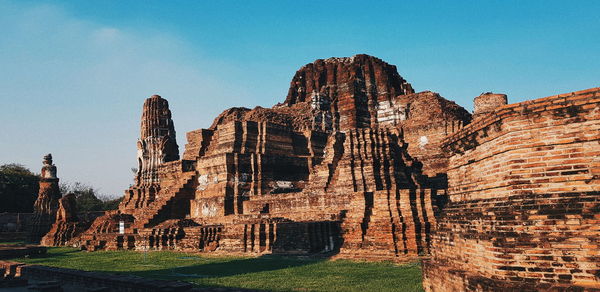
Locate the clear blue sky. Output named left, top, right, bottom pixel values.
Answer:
left=1, top=0, right=599, bottom=197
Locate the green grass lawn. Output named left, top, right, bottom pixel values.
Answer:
left=7, top=247, right=424, bottom=291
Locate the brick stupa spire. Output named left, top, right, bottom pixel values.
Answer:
left=136, top=95, right=179, bottom=185
left=28, top=154, right=61, bottom=243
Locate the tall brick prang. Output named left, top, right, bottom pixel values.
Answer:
left=137, top=94, right=179, bottom=185
left=114, top=95, right=180, bottom=213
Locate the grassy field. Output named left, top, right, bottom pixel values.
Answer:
left=6, top=246, right=424, bottom=291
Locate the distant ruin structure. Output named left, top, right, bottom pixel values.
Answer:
left=28, top=154, right=61, bottom=243
left=32, top=54, right=599, bottom=289
left=41, top=193, right=82, bottom=246
left=472, top=92, right=508, bottom=119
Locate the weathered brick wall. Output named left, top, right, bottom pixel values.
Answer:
left=423, top=87, right=600, bottom=291
left=189, top=121, right=318, bottom=218
left=473, top=92, right=507, bottom=119
left=233, top=127, right=444, bottom=261
left=396, top=91, right=471, bottom=178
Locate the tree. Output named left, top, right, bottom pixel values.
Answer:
left=60, top=182, right=123, bottom=211
left=100, top=196, right=123, bottom=210
left=0, top=163, right=122, bottom=213
left=0, top=164, right=39, bottom=213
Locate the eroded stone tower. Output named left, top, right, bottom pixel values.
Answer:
left=285, top=54, right=415, bottom=131
left=136, top=94, right=179, bottom=185
left=28, top=154, right=61, bottom=243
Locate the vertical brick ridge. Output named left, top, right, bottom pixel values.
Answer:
left=137, top=95, right=179, bottom=186
left=331, top=128, right=438, bottom=260
left=284, top=55, right=414, bottom=131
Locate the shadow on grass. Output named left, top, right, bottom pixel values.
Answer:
left=4, top=247, right=80, bottom=264
left=130, top=255, right=324, bottom=278
left=10, top=248, right=422, bottom=291
left=28, top=248, right=80, bottom=258
left=127, top=255, right=422, bottom=291
left=27, top=251, right=326, bottom=291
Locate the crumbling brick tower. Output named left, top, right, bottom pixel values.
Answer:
left=41, top=193, right=83, bottom=246
left=28, top=154, right=61, bottom=243
left=137, top=95, right=180, bottom=185
left=122, top=95, right=181, bottom=212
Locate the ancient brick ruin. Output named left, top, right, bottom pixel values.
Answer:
left=31, top=54, right=599, bottom=289
left=68, top=55, right=468, bottom=261
left=422, top=88, right=600, bottom=291
left=28, top=154, right=61, bottom=243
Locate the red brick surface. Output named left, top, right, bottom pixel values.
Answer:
left=422, top=87, right=600, bottom=291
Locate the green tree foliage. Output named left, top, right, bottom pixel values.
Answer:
left=101, top=197, right=123, bottom=210
left=60, top=182, right=122, bottom=211
left=0, top=163, right=39, bottom=213
left=0, top=162, right=122, bottom=213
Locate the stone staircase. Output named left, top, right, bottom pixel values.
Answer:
left=81, top=210, right=119, bottom=235
left=130, top=171, right=196, bottom=229
left=79, top=171, right=196, bottom=251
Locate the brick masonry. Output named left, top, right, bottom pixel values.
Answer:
left=69, top=55, right=467, bottom=262
left=28, top=154, right=61, bottom=243
left=422, top=87, right=600, bottom=291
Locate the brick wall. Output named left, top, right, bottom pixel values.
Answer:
left=422, top=87, right=600, bottom=291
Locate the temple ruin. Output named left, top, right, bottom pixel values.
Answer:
left=31, top=54, right=599, bottom=289
left=28, top=154, right=60, bottom=243
left=68, top=54, right=469, bottom=261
